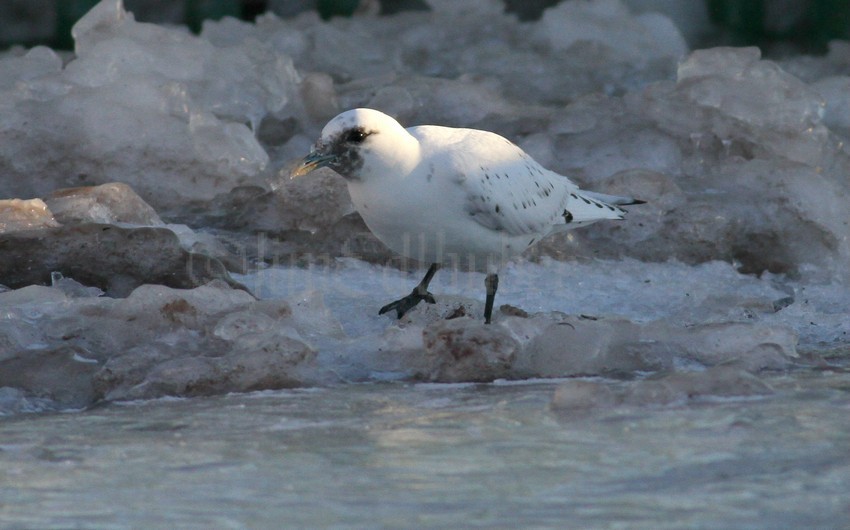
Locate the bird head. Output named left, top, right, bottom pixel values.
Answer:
left=292, top=108, right=417, bottom=181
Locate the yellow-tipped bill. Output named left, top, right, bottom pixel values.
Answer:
left=291, top=151, right=336, bottom=178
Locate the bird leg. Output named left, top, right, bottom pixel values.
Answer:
left=379, top=263, right=439, bottom=319
left=484, top=273, right=499, bottom=324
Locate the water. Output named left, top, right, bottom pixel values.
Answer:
left=2, top=372, right=849, bottom=529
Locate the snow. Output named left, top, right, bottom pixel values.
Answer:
left=1, top=0, right=850, bottom=413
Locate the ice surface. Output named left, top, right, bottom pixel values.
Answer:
left=230, top=258, right=816, bottom=384
left=552, top=365, right=774, bottom=410
left=0, top=281, right=319, bottom=407
left=3, top=4, right=850, bottom=528
left=621, top=0, right=711, bottom=47
left=0, top=0, right=295, bottom=211
left=0, top=386, right=60, bottom=416
left=0, top=198, right=58, bottom=233
left=0, top=224, right=239, bottom=296
left=46, top=182, right=163, bottom=225
left=810, top=75, right=850, bottom=139
left=663, top=47, right=827, bottom=166
left=536, top=0, right=687, bottom=62
left=0, top=46, right=63, bottom=92
left=0, top=256, right=825, bottom=407
left=530, top=46, right=850, bottom=280
left=51, top=271, right=104, bottom=298
left=2, top=0, right=850, bottom=412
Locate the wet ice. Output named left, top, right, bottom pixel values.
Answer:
left=2, top=2, right=850, bottom=526
left=0, top=0, right=849, bottom=413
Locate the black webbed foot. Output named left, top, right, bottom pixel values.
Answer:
left=378, top=288, right=436, bottom=319
left=379, top=263, right=440, bottom=319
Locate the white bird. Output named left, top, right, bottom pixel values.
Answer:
left=293, top=108, right=642, bottom=324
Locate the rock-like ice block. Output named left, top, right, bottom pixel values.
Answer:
left=552, top=365, right=774, bottom=410
left=0, top=281, right=317, bottom=407
left=0, top=199, right=59, bottom=233
left=0, top=224, right=240, bottom=296
left=0, top=0, right=303, bottom=211
left=46, top=182, right=163, bottom=225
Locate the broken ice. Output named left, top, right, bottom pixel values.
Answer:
left=1, top=0, right=850, bottom=412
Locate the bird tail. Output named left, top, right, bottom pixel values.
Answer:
left=550, top=190, right=644, bottom=232
left=579, top=191, right=645, bottom=207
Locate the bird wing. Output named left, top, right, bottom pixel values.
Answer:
left=460, top=157, right=572, bottom=237
left=409, top=125, right=635, bottom=238
left=412, top=125, right=622, bottom=237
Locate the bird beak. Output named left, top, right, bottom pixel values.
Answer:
left=291, top=151, right=336, bottom=178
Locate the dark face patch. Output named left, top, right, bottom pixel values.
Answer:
left=315, top=127, right=377, bottom=179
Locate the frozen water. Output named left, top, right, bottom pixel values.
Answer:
left=524, top=46, right=850, bottom=280
left=536, top=0, right=687, bottom=62
left=810, top=75, right=850, bottom=140
left=1, top=1, right=850, bottom=525
left=664, top=47, right=828, bottom=166
left=0, top=281, right=319, bottom=407
left=50, top=271, right=104, bottom=298
left=45, top=182, right=163, bottom=225
left=0, top=256, right=825, bottom=408
left=0, top=46, right=63, bottom=93
left=0, top=0, right=293, bottom=211
left=0, top=0, right=848, bottom=402
left=0, top=198, right=58, bottom=233
left=552, top=365, right=774, bottom=409
left=621, top=0, right=712, bottom=47
left=0, top=224, right=239, bottom=296
left=1, top=380, right=849, bottom=527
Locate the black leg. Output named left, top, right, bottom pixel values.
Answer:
left=484, top=273, right=498, bottom=324
left=379, top=263, right=440, bottom=319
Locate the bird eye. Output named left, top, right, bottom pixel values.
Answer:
left=346, top=128, right=369, bottom=144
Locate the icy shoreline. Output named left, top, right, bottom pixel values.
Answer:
left=2, top=0, right=850, bottom=413
left=5, top=254, right=849, bottom=413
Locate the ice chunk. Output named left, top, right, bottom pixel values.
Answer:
left=552, top=366, right=773, bottom=410
left=515, top=315, right=652, bottom=377
left=420, top=318, right=518, bottom=382
left=180, top=170, right=377, bottom=267
left=0, top=279, right=320, bottom=406
left=514, top=315, right=796, bottom=377
left=622, top=0, right=711, bottom=46
left=305, top=19, right=394, bottom=82
left=624, top=366, right=774, bottom=405
left=550, top=380, right=619, bottom=411
left=117, top=336, right=314, bottom=399
left=646, top=47, right=829, bottom=166
left=0, top=46, right=63, bottom=93
left=779, top=41, right=850, bottom=83
left=45, top=182, right=163, bottom=225
left=213, top=307, right=286, bottom=341
left=551, top=169, right=684, bottom=261
left=0, top=224, right=240, bottom=296
left=88, top=284, right=316, bottom=400
left=0, top=387, right=59, bottom=416
left=0, top=0, right=302, bottom=211
left=536, top=0, right=687, bottom=62
left=810, top=76, right=850, bottom=138
left=339, top=74, right=521, bottom=130
left=0, top=345, right=100, bottom=409
left=637, top=321, right=798, bottom=371
left=542, top=94, right=684, bottom=190
left=50, top=272, right=104, bottom=298
left=189, top=111, right=270, bottom=173
left=0, top=286, right=66, bottom=360
left=298, top=72, right=339, bottom=121
left=540, top=50, right=850, bottom=278
left=570, top=158, right=850, bottom=279
left=0, top=199, right=59, bottom=233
